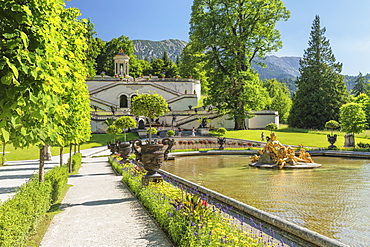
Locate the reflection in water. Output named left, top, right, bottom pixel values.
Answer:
left=162, top=155, right=370, bottom=247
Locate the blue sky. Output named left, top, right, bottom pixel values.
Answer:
left=65, top=0, right=370, bottom=76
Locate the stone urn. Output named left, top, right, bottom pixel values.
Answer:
left=118, top=142, right=131, bottom=161
left=108, top=142, right=118, bottom=155
left=132, top=138, right=174, bottom=180
left=327, top=134, right=337, bottom=149
left=217, top=137, right=226, bottom=150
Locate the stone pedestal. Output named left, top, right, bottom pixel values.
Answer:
left=137, top=129, right=147, bottom=138
left=197, top=128, right=209, bottom=136
left=344, top=133, right=355, bottom=147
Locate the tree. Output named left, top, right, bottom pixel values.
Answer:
left=351, top=72, right=369, bottom=96
left=84, top=19, right=104, bottom=77
left=106, top=125, right=122, bottom=143
left=114, top=116, right=136, bottom=143
left=351, top=93, right=370, bottom=126
left=288, top=15, right=348, bottom=129
left=0, top=2, right=90, bottom=179
left=131, top=93, right=169, bottom=143
left=188, top=0, right=290, bottom=129
left=263, top=79, right=292, bottom=123
left=340, top=103, right=367, bottom=146
left=179, top=44, right=209, bottom=93
left=96, top=35, right=134, bottom=76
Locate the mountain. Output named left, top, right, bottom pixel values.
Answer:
left=252, top=55, right=301, bottom=80
left=132, top=39, right=304, bottom=91
left=133, top=39, right=187, bottom=62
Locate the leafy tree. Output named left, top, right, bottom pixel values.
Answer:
left=131, top=93, right=169, bottom=143
left=351, top=72, right=369, bottom=96
left=114, top=116, right=136, bottom=142
left=0, top=2, right=90, bottom=179
left=130, top=58, right=152, bottom=78
left=340, top=103, right=367, bottom=145
left=106, top=125, right=122, bottom=143
left=84, top=19, right=104, bottom=77
left=96, top=35, right=134, bottom=76
left=150, top=58, right=165, bottom=77
left=216, top=127, right=227, bottom=136
left=263, top=79, right=292, bottom=123
left=188, top=0, right=290, bottom=129
left=179, top=44, right=209, bottom=93
left=351, top=93, right=370, bottom=126
left=288, top=15, right=349, bottom=129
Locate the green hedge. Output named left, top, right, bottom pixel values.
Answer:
left=68, top=153, right=82, bottom=173
left=44, top=166, right=69, bottom=203
left=0, top=164, right=70, bottom=246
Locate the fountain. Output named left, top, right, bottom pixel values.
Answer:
left=250, top=132, right=321, bottom=169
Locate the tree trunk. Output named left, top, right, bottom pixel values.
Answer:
left=59, top=146, right=63, bottom=167
left=74, top=143, right=77, bottom=154
left=1, top=144, right=5, bottom=166
left=149, top=119, right=152, bottom=144
left=39, top=146, right=45, bottom=182
left=234, top=117, right=246, bottom=130
left=69, top=143, right=73, bottom=173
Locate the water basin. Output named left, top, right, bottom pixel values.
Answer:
left=162, top=155, right=370, bottom=247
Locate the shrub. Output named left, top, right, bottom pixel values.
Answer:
left=216, top=127, right=227, bottom=136
left=44, top=166, right=69, bottom=203
left=146, top=127, right=158, bottom=135
left=265, top=123, right=278, bottom=132
left=0, top=163, right=69, bottom=246
left=357, top=142, right=370, bottom=149
left=110, top=159, right=263, bottom=247
left=68, top=153, right=82, bottom=173
left=167, top=130, right=175, bottom=137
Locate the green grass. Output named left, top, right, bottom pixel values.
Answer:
left=210, top=126, right=370, bottom=148
left=1, top=132, right=139, bottom=162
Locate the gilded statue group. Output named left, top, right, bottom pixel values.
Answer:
left=251, top=132, right=314, bottom=169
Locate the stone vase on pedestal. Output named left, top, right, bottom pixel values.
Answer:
left=118, top=142, right=131, bottom=160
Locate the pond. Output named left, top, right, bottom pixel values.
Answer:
left=162, top=155, right=370, bottom=247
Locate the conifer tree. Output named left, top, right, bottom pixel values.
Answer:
left=351, top=72, right=369, bottom=96
left=288, top=15, right=348, bottom=129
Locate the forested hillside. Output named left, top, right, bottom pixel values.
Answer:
left=133, top=39, right=366, bottom=94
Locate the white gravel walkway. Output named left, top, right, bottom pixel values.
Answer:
left=40, top=156, right=172, bottom=247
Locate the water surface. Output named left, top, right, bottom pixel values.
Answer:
left=162, top=155, right=370, bottom=246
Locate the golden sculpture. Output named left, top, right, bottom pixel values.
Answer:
left=250, top=132, right=316, bottom=169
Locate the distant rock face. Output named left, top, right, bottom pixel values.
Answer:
left=252, top=55, right=301, bottom=80
left=133, top=39, right=302, bottom=81
left=133, top=39, right=187, bottom=62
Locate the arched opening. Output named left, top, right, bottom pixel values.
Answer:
left=120, top=95, right=128, bottom=108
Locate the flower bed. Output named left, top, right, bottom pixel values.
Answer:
left=110, top=158, right=268, bottom=246
left=172, top=139, right=263, bottom=150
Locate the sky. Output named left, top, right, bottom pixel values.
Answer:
left=65, top=0, right=370, bottom=76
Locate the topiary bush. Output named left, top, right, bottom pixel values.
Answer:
left=167, top=130, right=175, bottom=137
left=216, top=127, right=227, bottom=136
left=265, top=123, right=278, bottom=132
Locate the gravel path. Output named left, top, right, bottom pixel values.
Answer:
left=40, top=156, right=172, bottom=247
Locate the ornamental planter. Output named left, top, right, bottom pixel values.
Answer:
left=118, top=142, right=131, bottom=160
left=132, top=138, right=174, bottom=184
left=327, top=134, right=337, bottom=149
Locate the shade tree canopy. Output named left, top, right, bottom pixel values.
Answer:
left=188, top=0, right=290, bottom=129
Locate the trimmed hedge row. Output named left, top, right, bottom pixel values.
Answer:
left=0, top=153, right=80, bottom=246
left=68, top=152, right=82, bottom=173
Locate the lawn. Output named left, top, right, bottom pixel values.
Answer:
left=1, top=133, right=138, bottom=162
left=211, top=126, right=370, bottom=148
left=3, top=126, right=370, bottom=162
